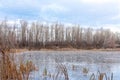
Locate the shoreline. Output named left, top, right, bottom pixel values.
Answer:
left=6, top=48, right=120, bottom=53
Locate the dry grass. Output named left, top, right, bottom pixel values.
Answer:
left=83, top=67, right=89, bottom=75
left=50, top=64, right=69, bottom=80
left=2, top=47, right=120, bottom=53
left=56, top=64, right=69, bottom=80
left=15, top=48, right=120, bottom=52
left=6, top=48, right=28, bottom=53
left=0, top=49, right=36, bottom=80
left=89, top=71, right=113, bottom=80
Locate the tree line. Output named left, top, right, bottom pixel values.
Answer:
left=0, top=20, right=120, bottom=50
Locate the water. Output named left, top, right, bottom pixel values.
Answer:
left=15, top=51, right=120, bottom=80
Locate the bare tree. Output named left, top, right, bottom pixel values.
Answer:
left=20, top=20, right=27, bottom=47
left=0, top=20, right=119, bottom=50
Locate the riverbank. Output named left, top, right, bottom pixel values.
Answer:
left=6, top=48, right=120, bottom=54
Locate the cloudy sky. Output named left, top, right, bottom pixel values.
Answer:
left=0, top=0, right=120, bottom=31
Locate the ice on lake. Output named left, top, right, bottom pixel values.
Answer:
left=15, top=51, right=120, bottom=80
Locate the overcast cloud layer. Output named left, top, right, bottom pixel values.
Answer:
left=0, top=0, right=120, bottom=31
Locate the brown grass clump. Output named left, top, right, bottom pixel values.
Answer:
left=20, top=60, right=36, bottom=80
left=83, top=67, right=89, bottom=75
left=56, top=64, right=69, bottom=80
left=89, top=71, right=113, bottom=80
left=0, top=49, right=36, bottom=80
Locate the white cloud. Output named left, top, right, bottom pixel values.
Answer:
left=111, top=5, right=120, bottom=20
left=0, top=0, right=120, bottom=27
left=80, top=0, right=119, bottom=4
left=38, top=3, right=69, bottom=22
left=100, top=24, right=120, bottom=32
left=0, top=0, right=41, bottom=9
left=111, top=14, right=120, bottom=20
left=41, top=4, right=68, bottom=13
left=79, top=24, right=120, bottom=33
left=40, top=15, right=58, bottom=22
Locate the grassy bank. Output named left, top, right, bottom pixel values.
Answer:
left=6, top=48, right=120, bottom=54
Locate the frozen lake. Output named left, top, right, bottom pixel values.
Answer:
left=16, top=51, right=120, bottom=80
